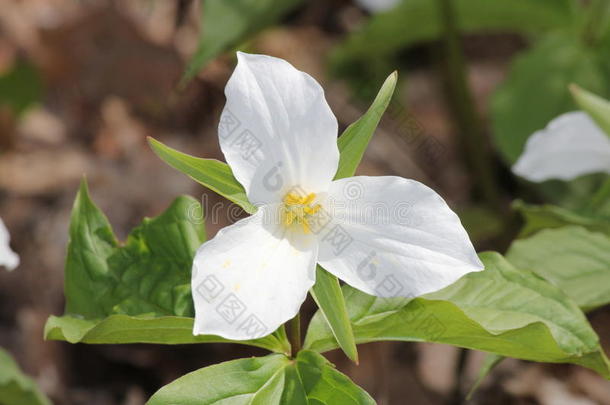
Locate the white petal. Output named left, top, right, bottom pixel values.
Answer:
left=512, top=111, right=610, bottom=182
left=192, top=205, right=318, bottom=340
left=317, top=176, right=483, bottom=298
left=219, top=52, right=339, bottom=206
left=355, top=0, right=400, bottom=13
left=0, top=217, right=19, bottom=271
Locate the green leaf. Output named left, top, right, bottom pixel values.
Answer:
left=310, top=266, right=358, bottom=364
left=48, top=179, right=288, bottom=352
left=491, top=33, right=610, bottom=162
left=65, top=180, right=203, bottom=318
left=571, top=84, right=610, bottom=136
left=335, top=71, right=397, bottom=179
left=0, top=348, right=51, bottom=405
left=147, top=351, right=375, bottom=405
left=507, top=226, right=610, bottom=311
left=332, top=0, right=574, bottom=82
left=304, top=252, right=610, bottom=379
left=182, top=0, right=304, bottom=85
left=513, top=200, right=610, bottom=237
left=148, top=137, right=256, bottom=213
left=44, top=315, right=288, bottom=353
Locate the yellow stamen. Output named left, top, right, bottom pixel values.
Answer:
left=281, top=191, right=322, bottom=234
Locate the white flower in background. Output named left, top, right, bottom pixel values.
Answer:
left=0, top=217, right=19, bottom=271
left=355, top=0, right=400, bottom=13
left=513, top=112, right=610, bottom=182
left=192, top=52, right=482, bottom=340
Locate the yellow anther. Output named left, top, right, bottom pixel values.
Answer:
left=281, top=191, right=321, bottom=234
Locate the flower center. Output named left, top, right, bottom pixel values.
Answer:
left=282, top=191, right=322, bottom=234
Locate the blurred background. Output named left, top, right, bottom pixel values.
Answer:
left=0, top=0, right=609, bottom=404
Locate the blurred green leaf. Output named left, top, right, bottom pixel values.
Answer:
left=44, top=314, right=288, bottom=353
left=0, top=348, right=51, bottom=405
left=571, top=84, right=610, bottom=136
left=491, top=33, right=610, bottom=163
left=514, top=200, right=610, bottom=237
left=147, top=351, right=374, bottom=405
left=182, top=0, right=304, bottom=84
left=305, top=252, right=610, bottom=379
left=148, top=137, right=256, bottom=214
left=0, top=61, right=42, bottom=115
left=310, top=266, right=358, bottom=364
left=332, top=0, right=575, bottom=82
left=507, top=226, right=610, bottom=311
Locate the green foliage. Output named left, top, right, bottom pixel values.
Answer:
left=44, top=314, right=288, bottom=353
left=46, top=179, right=289, bottom=352
left=571, top=85, right=610, bottom=136
left=148, top=137, right=255, bottom=213
left=514, top=200, right=610, bottom=237
left=304, top=252, right=610, bottom=378
left=507, top=226, right=610, bottom=311
left=491, top=33, right=610, bottom=163
left=64, top=180, right=203, bottom=318
left=147, top=351, right=374, bottom=405
left=335, top=71, right=397, bottom=179
left=182, top=0, right=304, bottom=84
left=0, top=61, right=42, bottom=116
left=310, top=266, right=358, bottom=364
left=331, top=0, right=573, bottom=85
left=0, top=348, right=51, bottom=405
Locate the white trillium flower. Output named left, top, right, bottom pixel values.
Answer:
left=512, top=111, right=610, bottom=182
left=192, top=52, right=483, bottom=340
left=0, top=217, right=19, bottom=271
left=355, top=0, right=400, bottom=13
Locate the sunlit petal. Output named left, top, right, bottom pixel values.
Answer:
left=192, top=205, right=318, bottom=340
left=317, top=176, right=483, bottom=298
left=219, top=52, right=339, bottom=206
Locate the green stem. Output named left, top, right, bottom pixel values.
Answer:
left=585, top=177, right=610, bottom=213
left=288, top=313, right=301, bottom=357
left=449, top=348, right=469, bottom=405
left=583, top=0, right=610, bottom=46
left=436, top=0, right=501, bottom=208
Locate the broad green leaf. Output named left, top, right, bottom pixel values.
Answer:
left=310, top=266, right=358, bottom=364
left=332, top=0, right=574, bottom=83
left=513, top=200, right=610, bottom=237
left=147, top=351, right=375, bottom=405
left=304, top=252, right=610, bottom=379
left=65, top=180, right=203, bottom=318
left=48, top=180, right=288, bottom=352
left=0, top=348, right=51, bottom=405
left=507, top=226, right=610, bottom=311
left=44, top=315, right=288, bottom=354
left=182, top=0, right=304, bottom=84
left=335, top=71, right=397, bottom=179
left=491, top=33, right=610, bottom=163
left=148, top=137, right=255, bottom=213
left=571, top=84, right=610, bottom=136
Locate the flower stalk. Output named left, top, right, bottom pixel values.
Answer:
left=436, top=0, right=501, bottom=208
left=288, top=312, right=302, bottom=357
